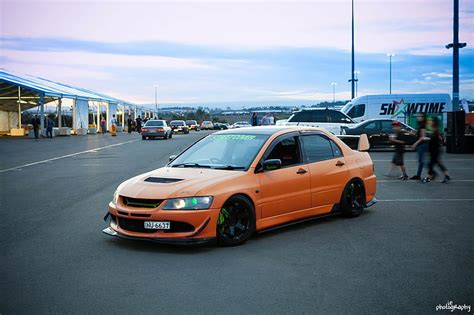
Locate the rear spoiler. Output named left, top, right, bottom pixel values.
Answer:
left=337, top=134, right=370, bottom=151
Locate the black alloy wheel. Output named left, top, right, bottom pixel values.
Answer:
left=341, top=180, right=365, bottom=217
left=217, top=195, right=255, bottom=246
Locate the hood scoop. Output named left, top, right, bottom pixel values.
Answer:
left=144, top=177, right=184, bottom=184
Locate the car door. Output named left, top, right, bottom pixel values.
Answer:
left=362, top=121, right=380, bottom=146
left=300, top=133, right=349, bottom=212
left=258, top=134, right=311, bottom=219
left=379, top=120, right=393, bottom=146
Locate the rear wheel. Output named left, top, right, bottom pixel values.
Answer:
left=142, top=136, right=146, bottom=140
left=217, top=195, right=255, bottom=246
left=169, top=132, right=172, bottom=139
left=340, top=180, right=365, bottom=217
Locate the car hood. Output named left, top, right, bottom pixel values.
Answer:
left=117, top=167, right=243, bottom=200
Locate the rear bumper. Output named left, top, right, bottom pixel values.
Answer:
left=142, top=131, right=166, bottom=137
left=102, top=226, right=216, bottom=245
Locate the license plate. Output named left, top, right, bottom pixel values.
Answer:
left=144, top=221, right=170, bottom=230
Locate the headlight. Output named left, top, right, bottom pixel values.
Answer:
left=112, top=190, right=119, bottom=205
left=163, top=196, right=213, bottom=210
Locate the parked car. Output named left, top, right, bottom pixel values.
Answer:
left=201, top=121, right=214, bottom=130
left=283, top=108, right=355, bottom=134
left=169, top=120, right=190, bottom=134
left=185, top=120, right=200, bottom=131
left=231, top=121, right=252, bottom=129
left=341, top=118, right=417, bottom=149
left=141, top=120, right=172, bottom=140
left=103, top=126, right=376, bottom=246
left=213, top=123, right=229, bottom=130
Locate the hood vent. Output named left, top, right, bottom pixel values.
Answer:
left=144, top=177, right=184, bottom=184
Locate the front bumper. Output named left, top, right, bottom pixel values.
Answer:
left=365, top=197, right=377, bottom=208
left=102, top=226, right=215, bottom=245
left=103, top=202, right=219, bottom=243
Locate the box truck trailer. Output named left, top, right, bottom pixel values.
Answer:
left=341, top=94, right=452, bottom=128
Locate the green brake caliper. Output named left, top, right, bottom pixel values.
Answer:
left=218, top=208, right=230, bottom=233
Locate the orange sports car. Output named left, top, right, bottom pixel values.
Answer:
left=103, top=126, right=377, bottom=246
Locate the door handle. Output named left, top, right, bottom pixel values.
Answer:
left=296, top=168, right=307, bottom=174
left=335, top=161, right=345, bottom=167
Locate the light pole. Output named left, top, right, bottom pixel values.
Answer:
left=331, top=82, right=337, bottom=103
left=354, top=71, right=360, bottom=97
left=350, top=0, right=355, bottom=99
left=154, top=84, right=158, bottom=118
left=387, top=53, right=395, bottom=94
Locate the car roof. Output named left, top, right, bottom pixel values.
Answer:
left=298, top=108, right=339, bottom=112
left=214, top=126, right=326, bottom=135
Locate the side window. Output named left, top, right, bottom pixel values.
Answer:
left=354, top=104, right=366, bottom=118
left=266, top=136, right=301, bottom=167
left=347, top=106, right=355, bottom=118
left=330, top=140, right=343, bottom=157
left=309, top=111, right=327, bottom=122
left=301, top=135, right=334, bottom=163
left=380, top=120, right=393, bottom=132
left=329, top=111, right=353, bottom=123
left=289, top=111, right=312, bottom=123
left=364, top=121, right=378, bottom=131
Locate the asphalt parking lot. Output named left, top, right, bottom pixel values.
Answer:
left=1, top=131, right=473, bottom=314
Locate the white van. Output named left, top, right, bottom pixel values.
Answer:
left=341, top=94, right=452, bottom=126
left=282, top=108, right=355, bottom=135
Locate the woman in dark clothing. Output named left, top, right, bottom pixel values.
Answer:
left=423, top=117, right=451, bottom=183
left=127, top=116, right=133, bottom=134
left=410, top=114, right=429, bottom=180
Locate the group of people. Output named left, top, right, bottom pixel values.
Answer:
left=31, top=115, right=55, bottom=141
left=126, top=115, right=154, bottom=134
left=389, top=113, right=451, bottom=183
left=251, top=112, right=276, bottom=126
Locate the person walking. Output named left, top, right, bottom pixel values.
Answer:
left=423, top=117, right=451, bottom=183
left=261, top=113, right=271, bottom=125
left=110, top=114, right=117, bottom=136
left=46, top=116, right=54, bottom=139
left=389, top=121, right=408, bottom=180
left=127, top=116, right=133, bottom=134
left=32, top=115, right=40, bottom=141
left=100, top=116, right=107, bottom=135
left=136, top=116, right=142, bottom=133
left=410, top=114, right=429, bottom=180
left=250, top=112, right=258, bottom=126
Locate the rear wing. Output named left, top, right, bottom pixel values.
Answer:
left=337, top=134, right=370, bottom=151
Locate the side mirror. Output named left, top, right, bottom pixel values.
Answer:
left=169, top=155, right=177, bottom=162
left=358, top=134, right=370, bottom=152
left=262, top=159, right=282, bottom=171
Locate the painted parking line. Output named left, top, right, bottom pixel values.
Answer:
left=0, top=139, right=140, bottom=174
left=378, top=198, right=474, bottom=202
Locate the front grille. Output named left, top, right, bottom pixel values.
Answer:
left=144, top=177, right=184, bottom=184
left=118, top=218, right=195, bottom=234
left=122, top=196, right=163, bottom=208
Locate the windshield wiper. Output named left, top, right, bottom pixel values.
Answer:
left=171, top=163, right=212, bottom=168
left=212, top=165, right=246, bottom=170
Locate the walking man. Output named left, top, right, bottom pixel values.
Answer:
left=46, top=115, right=54, bottom=139
left=423, top=117, right=451, bottom=183
left=32, top=115, right=40, bottom=141
left=127, top=115, right=133, bottom=134
left=389, top=121, right=408, bottom=180
left=411, top=114, right=429, bottom=180
left=136, top=116, right=142, bottom=133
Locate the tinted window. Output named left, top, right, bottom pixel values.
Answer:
left=353, top=104, right=365, bottom=118
left=266, top=136, right=301, bottom=167
left=364, top=121, right=378, bottom=131
left=330, top=140, right=343, bottom=157
left=288, top=111, right=312, bottom=122
left=380, top=120, right=393, bottom=132
left=328, top=111, right=353, bottom=123
left=301, top=135, right=334, bottom=163
left=170, top=121, right=184, bottom=126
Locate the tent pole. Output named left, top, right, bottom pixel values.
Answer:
left=97, top=103, right=100, bottom=131
left=58, top=97, right=62, bottom=128
left=40, top=93, right=45, bottom=131
left=121, top=105, right=125, bottom=131
left=106, top=102, right=110, bottom=131
left=18, top=86, right=21, bottom=128
left=72, top=99, right=76, bottom=132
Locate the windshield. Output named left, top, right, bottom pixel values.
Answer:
left=186, top=120, right=197, bottom=125
left=144, top=120, right=164, bottom=127
left=169, top=134, right=269, bottom=170
left=171, top=121, right=184, bottom=126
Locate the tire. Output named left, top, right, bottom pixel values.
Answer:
left=217, top=195, right=256, bottom=246
left=142, top=136, right=146, bottom=140
left=340, top=180, right=365, bottom=218
left=169, top=132, right=172, bottom=139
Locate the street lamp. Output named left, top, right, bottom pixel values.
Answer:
left=354, top=71, right=360, bottom=97
left=387, top=53, right=395, bottom=94
left=331, top=82, right=337, bottom=103
left=154, top=84, right=158, bottom=118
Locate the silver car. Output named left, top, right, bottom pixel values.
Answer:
left=141, top=120, right=172, bottom=140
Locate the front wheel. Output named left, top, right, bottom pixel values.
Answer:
left=217, top=195, right=255, bottom=246
left=340, top=180, right=365, bottom=218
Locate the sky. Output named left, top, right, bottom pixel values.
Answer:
left=1, top=0, right=473, bottom=107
